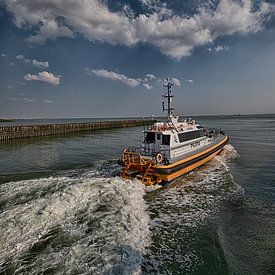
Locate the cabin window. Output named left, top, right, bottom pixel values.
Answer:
left=178, top=130, right=204, bottom=143
left=199, top=129, right=204, bottom=137
left=162, top=134, right=170, bottom=145
left=157, top=133, right=161, bottom=140
left=145, top=132, right=155, bottom=143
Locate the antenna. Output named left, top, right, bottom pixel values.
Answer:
left=162, top=78, right=175, bottom=122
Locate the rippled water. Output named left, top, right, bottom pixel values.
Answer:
left=0, top=115, right=274, bottom=274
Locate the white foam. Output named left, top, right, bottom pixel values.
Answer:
left=0, top=144, right=241, bottom=274
left=220, top=144, right=240, bottom=161
left=0, top=175, right=150, bottom=274
left=143, top=144, right=243, bottom=272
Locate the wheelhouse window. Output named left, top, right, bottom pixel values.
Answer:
left=145, top=132, right=155, bottom=143
left=162, top=134, right=170, bottom=145
left=199, top=129, right=204, bottom=137
left=178, top=129, right=204, bottom=143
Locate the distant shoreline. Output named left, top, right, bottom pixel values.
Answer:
left=0, top=119, right=13, bottom=122
left=3, top=113, right=275, bottom=120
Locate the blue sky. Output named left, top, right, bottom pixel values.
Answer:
left=0, top=0, right=275, bottom=118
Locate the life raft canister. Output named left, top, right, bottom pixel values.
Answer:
left=155, top=152, right=164, bottom=163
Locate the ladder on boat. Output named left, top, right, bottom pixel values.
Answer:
left=119, top=150, right=157, bottom=185
left=138, top=162, right=155, bottom=185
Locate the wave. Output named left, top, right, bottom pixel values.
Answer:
left=0, top=173, right=150, bottom=274
left=0, top=144, right=242, bottom=274
left=142, top=144, right=244, bottom=273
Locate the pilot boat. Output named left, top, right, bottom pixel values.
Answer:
left=118, top=78, right=229, bottom=186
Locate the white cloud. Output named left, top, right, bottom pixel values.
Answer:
left=23, top=97, right=36, bottom=103
left=145, top=74, right=156, bottom=81
left=86, top=68, right=161, bottom=89
left=10, top=62, right=14, bottom=66
left=171, top=77, right=181, bottom=86
left=4, top=0, right=274, bottom=59
left=1, top=54, right=6, bottom=57
left=215, top=45, right=229, bottom=52
left=8, top=97, right=17, bottom=101
left=8, top=97, right=36, bottom=103
left=16, top=54, right=49, bottom=68
left=27, top=21, right=73, bottom=44
left=143, top=83, right=153, bottom=90
left=183, top=77, right=194, bottom=84
left=24, top=71, right=61, bottom=85
left=208, top=45, right=229, bottom=52
left=87, top=69, right=139, bottom=87
left=16, top=54, right=24, bottom=59
left=8, top=85, right=13, bottom=89
left=32, top=59, right=49, bottom=68
left=24, top=58, right=31, bottom=64
left=43, top=99, right=53, bottom=104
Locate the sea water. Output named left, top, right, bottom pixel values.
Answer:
left=0, top=115, right=274, bottom=274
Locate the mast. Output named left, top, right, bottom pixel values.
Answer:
left=162, top=78, right=175, bottom=122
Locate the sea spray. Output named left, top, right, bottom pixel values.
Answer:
left=142, top=144, right=243, bottom=273
left=0, top=175, right=150, bottom=274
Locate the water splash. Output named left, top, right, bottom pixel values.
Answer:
left=142, top=144, right=243, bottom=273
left=219, top=144, right=239, bottom=162
left=0, top=173, right=150, bottom=274
left=0, top=144, right=242, bottom=274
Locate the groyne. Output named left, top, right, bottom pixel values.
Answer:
left=0, top=119, right=155, bottom=141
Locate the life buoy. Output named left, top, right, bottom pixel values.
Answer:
left=156, top=153, right=163, bottom=163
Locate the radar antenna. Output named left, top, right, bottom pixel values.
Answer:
left=162, top=78, right=175, bottom=122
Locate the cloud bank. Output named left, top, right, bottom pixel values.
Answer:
left=4, top=0, right=274, bottom=59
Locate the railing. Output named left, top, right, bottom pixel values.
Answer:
left=206, top=128, right=226, bottom=138
left=120, top=149, right=151, bottom=166
left=123, top=146, right=170, bottom=165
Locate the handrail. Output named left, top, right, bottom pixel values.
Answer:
left=121, top=150, right=151, bottom=166
left=121, top=147, right=170, bottom=165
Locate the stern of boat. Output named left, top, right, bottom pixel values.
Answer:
left=118, top=149, right=160, bottom=186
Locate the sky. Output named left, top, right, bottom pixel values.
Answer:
left=0, top=0, right=275, bottom=118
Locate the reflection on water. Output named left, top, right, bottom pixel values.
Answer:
left=0, top=128, right=144, bottom=183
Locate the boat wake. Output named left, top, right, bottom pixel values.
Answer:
left=142, top=144, right=244, bottom=273
left=0, top=145, right=241, bottom=274
left=0, top=170, right=150, bottom=274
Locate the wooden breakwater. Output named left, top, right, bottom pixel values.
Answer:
left=0, top=119, right=155, bottom=141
